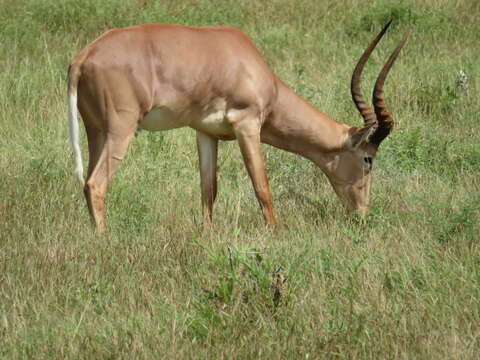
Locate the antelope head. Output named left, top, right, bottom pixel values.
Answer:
left=322, top=22, right=408, bottom=214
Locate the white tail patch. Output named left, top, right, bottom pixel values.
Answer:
left=68, top=91, right=84, bottom=186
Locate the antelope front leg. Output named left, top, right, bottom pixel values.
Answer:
left=232, top=119, right=276, bottom=226
left=196, top=131, right=218, bottom=230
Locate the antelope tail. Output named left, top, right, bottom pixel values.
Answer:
left=67, top=63, right=84, bottom=186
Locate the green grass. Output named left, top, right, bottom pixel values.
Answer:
left=1, top=0, right=479, bottom=358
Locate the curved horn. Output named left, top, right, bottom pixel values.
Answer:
left=369, top=30, right=409, bottom=146
left=351, top=20, right=392, bottom=128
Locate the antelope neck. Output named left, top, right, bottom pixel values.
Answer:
left=261, top=80, right=351, bottom=162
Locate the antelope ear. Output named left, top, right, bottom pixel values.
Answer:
left=347, top=124, right=377, bottom=150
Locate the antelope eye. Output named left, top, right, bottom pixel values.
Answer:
left=363, top=157, right=373, bottom=166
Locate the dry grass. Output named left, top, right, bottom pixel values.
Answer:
left=0, top=0, right=479, bottom=358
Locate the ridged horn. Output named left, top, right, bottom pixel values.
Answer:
left=369, top=30, right=409, bottom=146
left=351, top=20, right=392, bottom=128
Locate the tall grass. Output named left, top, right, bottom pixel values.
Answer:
left=1, top=0, right=479, bottom=358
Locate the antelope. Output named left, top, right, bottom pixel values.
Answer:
left=68, top=21, right=407, bottom=232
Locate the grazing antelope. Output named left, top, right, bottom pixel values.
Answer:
left=68, top=21, right=407, bottom=232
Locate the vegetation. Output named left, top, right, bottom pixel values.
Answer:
left=1, top=0, right=479, bottom=358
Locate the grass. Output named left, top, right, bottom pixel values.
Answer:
left=1, top=0, right=479, bottom=358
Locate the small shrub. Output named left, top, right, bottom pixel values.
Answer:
left=186, top=244, right=289, bottom=340
left=418, top=199, right=480, bottom=245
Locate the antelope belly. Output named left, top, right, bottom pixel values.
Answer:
left=139, top=107, right=186, bottom=131
left=190, top=99, right=235, bottom=138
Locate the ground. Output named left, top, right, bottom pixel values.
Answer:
left=0, top=0, right=479, bottom=358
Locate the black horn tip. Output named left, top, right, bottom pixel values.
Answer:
left=379, top=19, right=393, bottom=35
